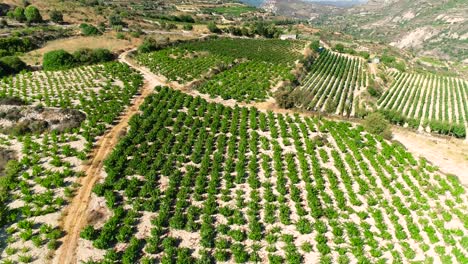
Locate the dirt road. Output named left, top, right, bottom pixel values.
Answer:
left=53, top=50, right=163, bottom=264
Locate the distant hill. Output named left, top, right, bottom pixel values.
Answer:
left=332, top=0, right=468, bottom=62
left=261, top=0, right=467, bottom=62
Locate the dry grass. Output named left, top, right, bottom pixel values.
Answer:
left=21, top=33, right=142, bottom=65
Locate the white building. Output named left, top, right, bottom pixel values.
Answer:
left=279, top=34, right=297, bottom=40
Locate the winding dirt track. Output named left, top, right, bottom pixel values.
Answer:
left=53, top=50, right=163, bottom=264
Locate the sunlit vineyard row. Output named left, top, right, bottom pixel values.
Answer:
left=378, top=72, right=467, bottom=138
left=290, top=50, right=368, bottom=117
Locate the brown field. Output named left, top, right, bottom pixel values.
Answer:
left=21, top=34, right=141, bottom=65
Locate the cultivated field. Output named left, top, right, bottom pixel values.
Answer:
left=0, top=63, right=143, bottom=263
left=290, top=49, right=368, bottom=117
left=378, top=72, right=468, bottom=138
left=137, top=38, right=303, bottom=102
left=79, top=86, right=468, bottom=263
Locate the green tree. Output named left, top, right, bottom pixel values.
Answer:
left=24, top=6, right=42, bottom=23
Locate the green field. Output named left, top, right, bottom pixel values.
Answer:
left=137, top=38, right=304, bottom=102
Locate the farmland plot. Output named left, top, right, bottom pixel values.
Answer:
left=135, top=48, right=235, bottom=83
left=81, top=86, right=467, bottom=264
left=137, top=38, right=304, bottom=102
left=0, top=63, right=143, bottom=263
left=378, top=72, right=467, bottom=138
left=290, top=50, right=368, bottom=117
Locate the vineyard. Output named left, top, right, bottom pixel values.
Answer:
left=135, top=48, right=235, bottom=83
left=378, top=72, right=468, bottom=138
left=0, top=63, right=143, bottom=263
left=290, top=50, right=368, bottom=117
left=137, top=38, right=304, bottom=102
left=80, top=86, right=467, bottom=264
left=197, top=61, right=295, bottom=102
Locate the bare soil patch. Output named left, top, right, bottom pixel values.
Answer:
left=0, top=105, right=85, bottom=135
left=21, top=34, right=140, bottom=65
left=392, top=127, right=468, bottom=185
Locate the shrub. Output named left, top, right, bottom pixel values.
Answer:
left=381, top=55, right=396, bottom=64
left=137, top=37, right=166, bottom=54
left=380, top=109, right=406, bottom=125
left=359, top=51, right=370, bottom=60
left=310, top=40, right=320, bottom=52
left=73, top=48, right=113, bottom=64
left=0, top=37, right=34, bottom=54
left=275, top=86, right=295, bottom=109
left=334, top=43, right=345, bottom=53
left=0, top=19, right=7, bottom=28
left=367, top=86, right=382, bottom=97
left=49, top=10, right=63, bottom=24
left=24, top=6, right=41, bottom=23
left=183, top=24, right=193, bottom=31
left=13, top=7, right=26, bottom=22
left=43, top=50, right=75, bottom=70
left=363, top=112, right=392, bottom=139
left=207, top=22, right=221, bottom=34
left=92, top=48, right=114, bottom=62
left=0, top=56, right=27, bottom=76
left=109, top=13, right=125, bottom=26
left=116, top=32, right=125, bottom=39
left=80, top=23, right=101, bottom=36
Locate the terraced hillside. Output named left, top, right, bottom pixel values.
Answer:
left=137, top=38, right=304, bottom=102
left=290, top=49, right=368, bottom=117
left=378, top=72, right=467, bottom=138
left=0, top=63, right=143, bottom=263
left=80, top=86, right=467, bottom=263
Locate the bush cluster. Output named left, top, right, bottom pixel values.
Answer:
left=80, top=23, right=102, bottom=36
left=42, top=48, right=114, bottom=71
left=0, top=56, right=27, bottom=76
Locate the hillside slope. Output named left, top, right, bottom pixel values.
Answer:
left=258, top=0, right=466, bottom=62
left=316, top=0, right=468, bottom=62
